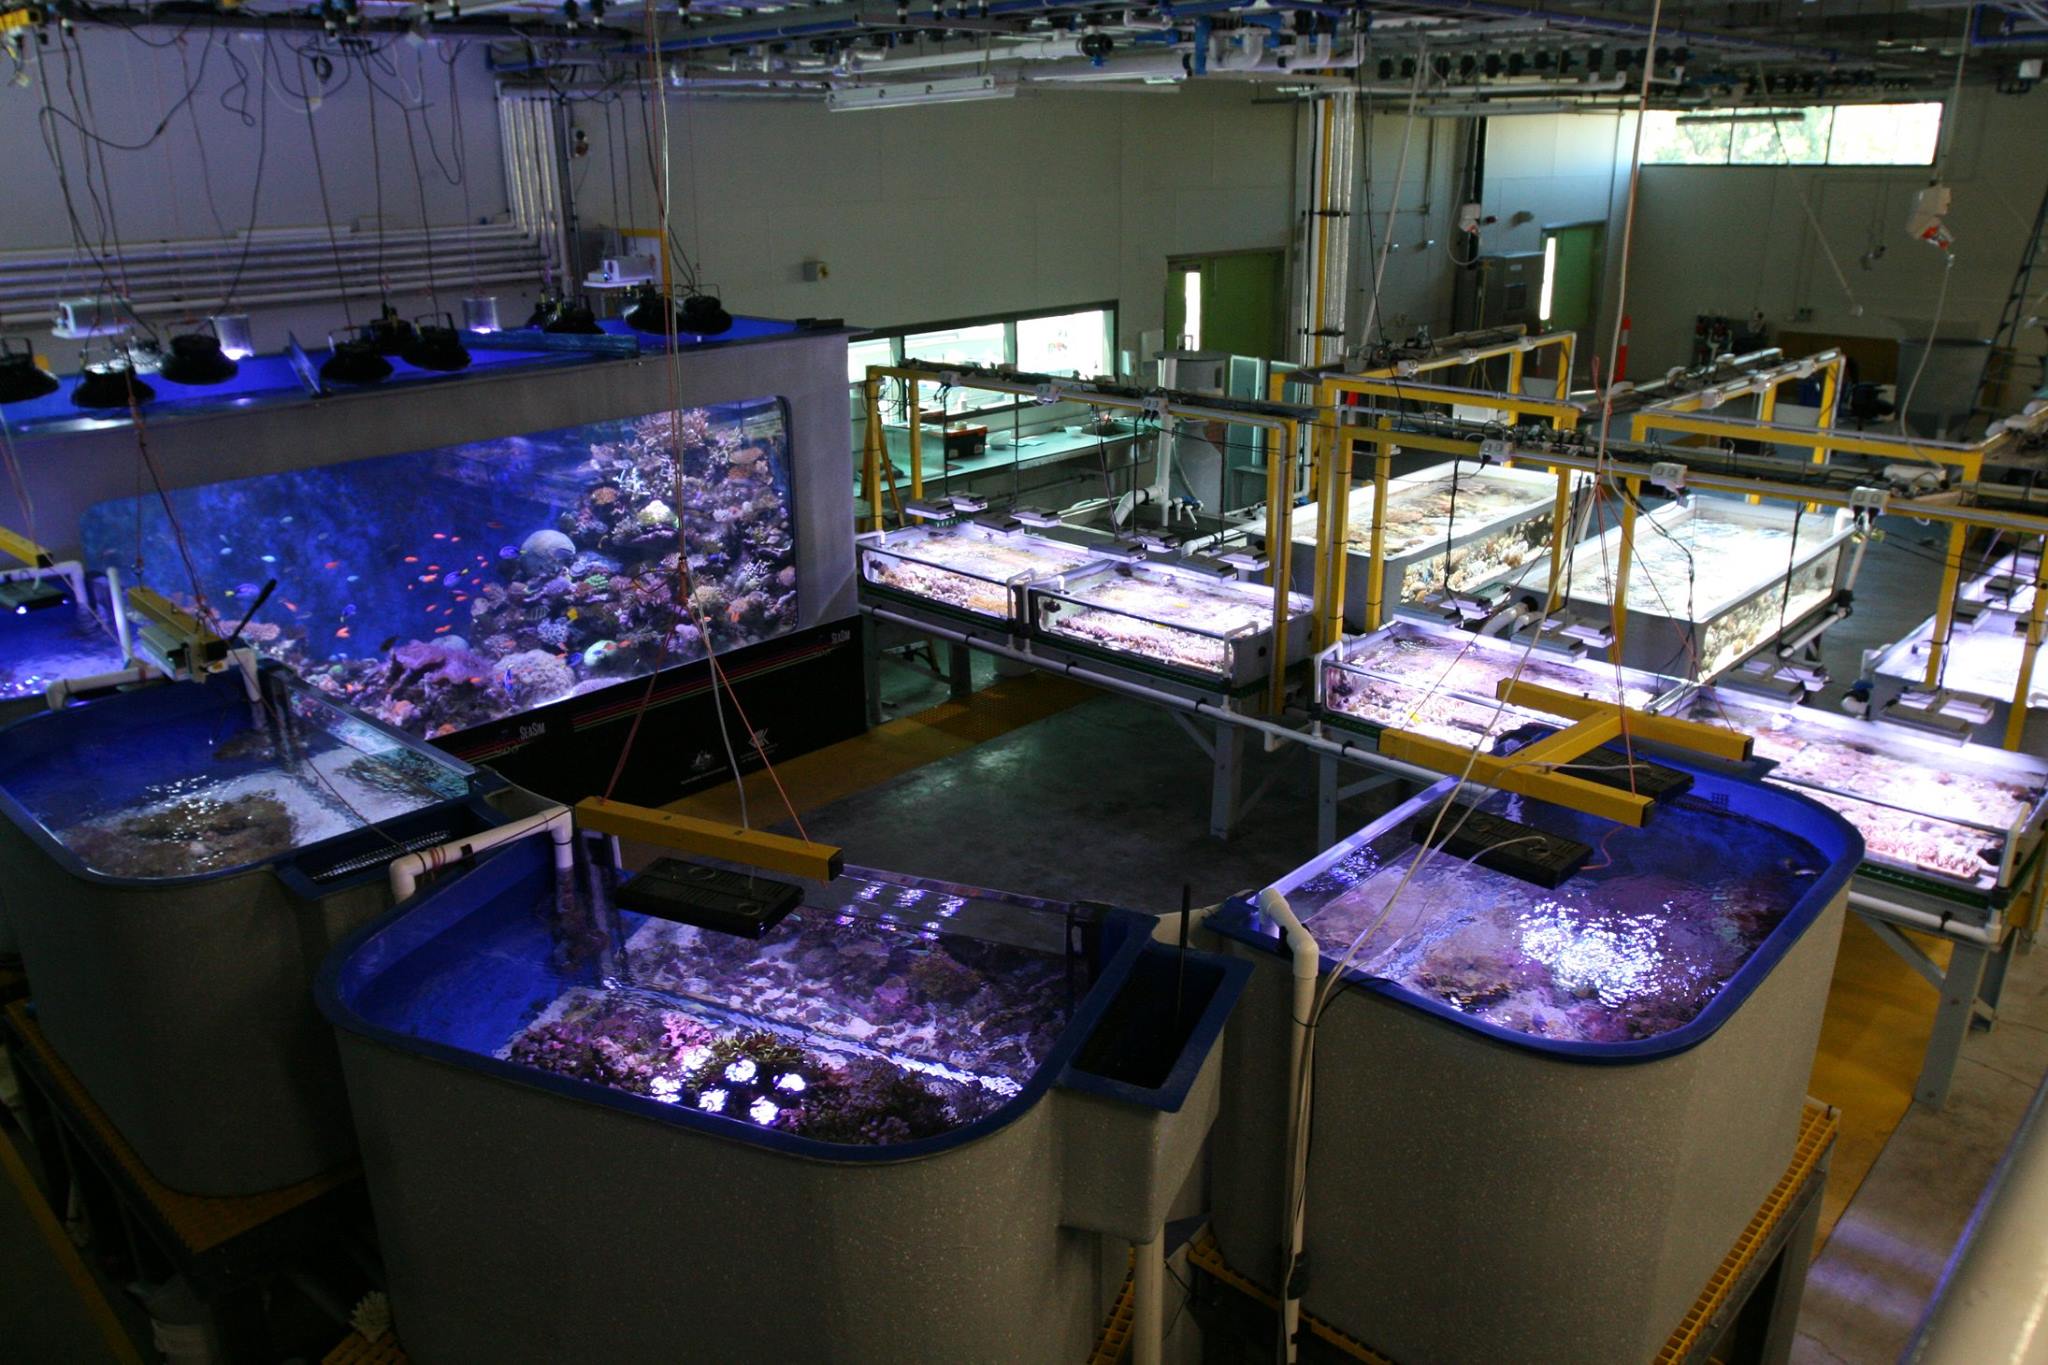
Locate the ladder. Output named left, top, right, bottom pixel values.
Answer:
left=1975, top=181, right=2048, bottom=417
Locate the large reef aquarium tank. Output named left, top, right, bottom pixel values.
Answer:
left=81, top=400, right=798, bottom=745
left=17, top=327, right=862, bottom=804
left=1203, top=764, right=1859, bottom=1365
left=319, top=837, right=1250, bottom=1362
left=0, top=665, right=548, bottom=1194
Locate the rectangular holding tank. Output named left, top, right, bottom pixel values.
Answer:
left=1554, top=494, right=1853, bottom=680
left=1204, top=764, right=1860, bottom=1365
left=0, top=665, right=543, bottom=1194
left=1869, top=607, right=2045, bottom=740
left=1314, top=617, right=1683, bottom=750
left=855, top=520, right=1110, bottom=630
left=1027, top=559, right=1313, bottom=691
left=1289, top=460, right=1571, bottom=629
left=0, top=565, right=133, bottom=725
left=318, top=840, right=1248, bottom=1362
left=1674, top=686, right=2048, bottom=908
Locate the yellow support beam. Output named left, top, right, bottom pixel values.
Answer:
left=2005, top=545, right=2048, bottom=751
left=860, top=370, right=885, bottom=532
left=0, top=527, right=54, bottom=571
left=906, top=376, right=925, bottom=505
left=575, top=797, right=845, bottom=882
left=1495, top=680, right=1756, bottom=761
left=1375, top=724, right=1656, bottom=827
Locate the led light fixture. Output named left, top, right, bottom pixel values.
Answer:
left=615, top=858, right=804, bottom=939
left=0, top=339, right=58, bottom=405
left=159, top=330, right=239, bottom=387
left=72, top=353, right=155, bottom=410
left=462, top=296, right=501, bottom=334
left=679, top=292, right=733, bottom=336
left=320, top=332, right=393, bottom=387
left=365, top=304, right=418, bottom=357
left=211, top=312, right=255, bottom=361
left=399, top=313, right=471, bottom=372
left=543, top=296, right=604, bottom=335
left=826, top=74, right=1015, bottom=112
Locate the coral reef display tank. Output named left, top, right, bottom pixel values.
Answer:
left=82, top=400, right=798, bottom=741
left=13, top=328, right=863, bottom=802
left=1203, top=765, right=1859, bottom=1365
left=0, top=664, right=548, bottom=1194
left=320, top=835, right=1249, bottom=1361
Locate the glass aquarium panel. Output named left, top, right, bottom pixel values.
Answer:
left=0, top=597, right=128, bottom=703
left=1696, top=545, right=1841, bottom=679
left=1272, top=789, right=1826, bottom=1043
left=856, top=523, right=1103, bottom=623
left=1334, top=622, right=1669, bottom=712
left=1676, top=688, right=2047, bottom=887
left=1563, top=499, right=1843, bottom=619
left=80, top=400, right=798, bottom=741
left=1032, top=562, right=1308, bottom=683
left=0, top=673, right=471, bottom=879
left=1878, top=610, right=2048, bottom=711
left=1292, top=466, right=1560, bottom=604
left=1318, top=661, right=1521, bottom=749
left=495, top=868, right=1090, bottom=1145
left=1962, top=550, right=2039, bottom=615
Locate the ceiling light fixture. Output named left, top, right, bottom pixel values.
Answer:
left=826, top=74, right=1016, bottom=111
left=159, top=330, right=240, bottom=387
left=0, top=339, right=59, bottom=405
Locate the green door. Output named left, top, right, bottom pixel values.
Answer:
left=1165, top=250, right=1286, bottom=359
left=1540, top=224, right=1603, bottom=339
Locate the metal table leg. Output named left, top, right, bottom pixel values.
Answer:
left=1211, top=720, right=1245, bottom=841
left=1920, top=939, right=1992, bottom=1108
left=947, top=640, right=974, bottom=702
left=861, top=616, right=884, bottom=729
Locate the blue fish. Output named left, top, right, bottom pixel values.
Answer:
left=235, top=582, right=260, bottom=597
left=443, top=571, right=462, bottom=585
left=343, top=603, right=358, bottom=618
left=346, top=574, right=360, bottom=583
left=498, top=545, right=518, bottom=560
left=218, top=546, right=232, bottom=555
left=260, top=554, right=277, bottom=564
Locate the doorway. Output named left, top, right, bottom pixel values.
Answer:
left=1538, top=222, right=1604, bottom=345
left=1164, top=250, right=1286, bottom=359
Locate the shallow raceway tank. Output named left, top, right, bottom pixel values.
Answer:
left=0, top=663, right=549, bottom=1194
left=318, top=836, right=1250, bottom=1363
left=1203, top=755, right=1860, bottom=1365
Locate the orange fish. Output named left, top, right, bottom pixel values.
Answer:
left=323, top=561, right=340, bottom=570
left=404, top=556, right=419, bottom=564
left=434, top=625, right=451, bottom=635
left=486, top=521, right=504, bottom=529
left=283, top=601, right=298, bottom=612
left=453, top=593, right=469, bottom=602
left=335, top=627, right=351, bottom=639
left=428, top=565, right=441, bottom=572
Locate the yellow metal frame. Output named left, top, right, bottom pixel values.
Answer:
left=859, top=363, right=1311, bottom=716
left=1374, top=680, right=1751, bottom=828
left=575, top=796, right=845, bottom=881
left=0, top=526, right=54, bottom=571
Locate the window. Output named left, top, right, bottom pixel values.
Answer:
left=1016, top=310, right=1112, bottom=380
left=848, top=304, right=1118, bottom=424
left=1641, top=102, right=1943, bottom=167
left=1179, top=269, right=1204, bottom=350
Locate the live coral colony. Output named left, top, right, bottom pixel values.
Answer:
left=82, top=401, right=799, bottom=741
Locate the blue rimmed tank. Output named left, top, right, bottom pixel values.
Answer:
left=0, top=561, right=136, bottom=726
left=317, top=837, right=1249, bottom=1362
left=1202, top=757, right=1861, bottom=1365
left=0, top=663, right=549, bottom=1194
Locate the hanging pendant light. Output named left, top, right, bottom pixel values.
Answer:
left=679, top=292, right=733, bottom=337
left=72, top=352, right=155, bottom=410
left=463, top=296, right=501, bottom=334
left=365, top=303, right=418, bottom=356
left=320, top=331, right=393, bottom=387
left=543, top=295, right=603, bottom=335
left=399, top=313, right=471, bottom=372
left=159, top=330, right=239, bottom=387
left=0, top=339, right=58, bottom=405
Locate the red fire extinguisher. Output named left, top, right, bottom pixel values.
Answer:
left=1615, top=314, right=1631, bottom=383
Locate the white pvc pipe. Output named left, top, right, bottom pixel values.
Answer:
left=44, top=664, right=157, bottom=710
left=387, top=805, right=574, bottom=903
left=1849, top=889, right=2003, bottom=948
left=1132, top=1235, right=1165, bottom=1365
left=1257, top=886, right=1320, bottom=1365
left=861, top=605, right=1443, bottom=786
left=105, top=566, right=135, bottom=665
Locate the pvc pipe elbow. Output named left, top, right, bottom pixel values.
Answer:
left=1257, top=887, right=1320, bottom=980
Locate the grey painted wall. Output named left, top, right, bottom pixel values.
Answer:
left=0, top=28, right=512, bottom=364
left=1475, top=88, right=2048, bottom=381
left=565, top=82, right=1304, bottom=359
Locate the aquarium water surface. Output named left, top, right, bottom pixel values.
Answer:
left=367, top=864, right=1091, bottom=1147
left=0, top=602, right=128, bottom=703
left=0, top=679, right=471, bottom=879
left=1275, top=790, right=1828, bottom=1044
left=80, top=400, right=798, bottom=740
